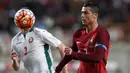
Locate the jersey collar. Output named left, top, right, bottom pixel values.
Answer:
left=30, top=26, right=34, bottom=32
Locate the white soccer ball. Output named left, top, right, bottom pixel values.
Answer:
left=14, top=8, right=35, bottom=28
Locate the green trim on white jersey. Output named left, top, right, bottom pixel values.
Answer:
left=44, top=44, right=52, bottom=73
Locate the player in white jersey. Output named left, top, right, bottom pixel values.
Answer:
left=11, top=8, right=68, bottom=73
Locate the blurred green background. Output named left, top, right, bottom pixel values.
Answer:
left=0, top=0, right=130, bottom=73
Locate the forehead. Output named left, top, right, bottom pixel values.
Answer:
left=81, top=7, right=91, bottom=12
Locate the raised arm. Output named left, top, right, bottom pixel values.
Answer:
left=11, top=40, right=20, bottom=71
left=11, top=52, right=20, bottom=71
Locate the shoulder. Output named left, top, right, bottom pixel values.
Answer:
left=33, top=27, right=52, bottom=37
left=12, top=32, right=22, bottom=41
left=34, top=27, right=47, bottom=33
left=97, top=25, right=108, bottom=33
left=11, top=32, right=22, bottom=45
left=97, top=25, right=110, bottom=38
left=73, top=28, right=85, bottom=38
left=33, top=27, right=49, bottom=35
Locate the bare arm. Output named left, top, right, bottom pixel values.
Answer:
left=11, top=53, right=20, bottom=71
left=57, top=43, right=68, bottom=73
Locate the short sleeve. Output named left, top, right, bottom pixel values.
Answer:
left=11, top=39, right=19, bottom=57
left=40, top=30, right=62, bottom=47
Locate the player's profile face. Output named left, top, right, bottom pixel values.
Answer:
left=81, top=7, right=95, bottom=26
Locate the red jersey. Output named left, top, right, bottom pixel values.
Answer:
left=55, top=25, right=110, bottom=73
left=72, top=25, right=110, bottom=73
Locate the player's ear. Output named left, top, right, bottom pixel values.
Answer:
left=93, top=13, right=98, bottom=19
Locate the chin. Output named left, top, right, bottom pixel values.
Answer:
left=82, top=22, right=85, bottom=25
left=83, top=23, right=89, bottom=27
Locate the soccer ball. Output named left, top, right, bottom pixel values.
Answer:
left=14, top=8, right=35, bottom=29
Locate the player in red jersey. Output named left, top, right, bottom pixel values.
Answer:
left=54, top=1, right=110, bottom=73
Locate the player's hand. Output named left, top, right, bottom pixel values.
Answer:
left=54, top=72, right=57, bottom=73
left=11, top=52, right=18, bottom=61
left=64, top=47, right=72, bottom=55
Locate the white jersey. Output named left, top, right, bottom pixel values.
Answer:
left=11, top=27, right=62, bottom=73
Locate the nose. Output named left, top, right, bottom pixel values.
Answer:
left=81, top=13, right=85, bottom=18
left=81, top=13, right=83, bottom=18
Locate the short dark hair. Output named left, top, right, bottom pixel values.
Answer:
left=83, top=1, right=99, bottom=13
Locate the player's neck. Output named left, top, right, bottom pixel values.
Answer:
left=86, top=22, right=98, bottom=33
left=21, top=27, right=32, bottom=34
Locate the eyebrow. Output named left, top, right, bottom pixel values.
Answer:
left=81, top=9, right=87, bottom=12
left=81, top=11, right=87, bottom=13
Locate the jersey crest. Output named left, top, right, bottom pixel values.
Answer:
left=28, top=37, right=34, bottom=43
